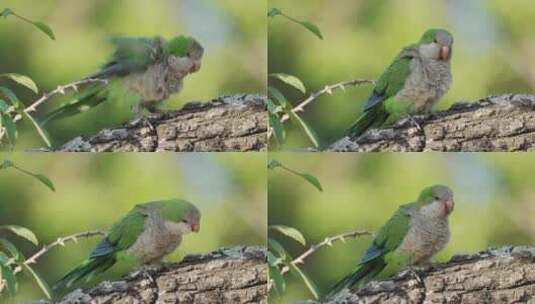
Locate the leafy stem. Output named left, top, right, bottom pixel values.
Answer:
left=13, top=230, right=105, bottom=275
left=280, top=230, right=373, bottom=275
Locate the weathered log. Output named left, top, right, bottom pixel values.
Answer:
left=330, top=94, right=535, bottom=152
left=56, top=94, right=267, bottom=152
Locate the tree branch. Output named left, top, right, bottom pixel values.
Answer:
left=300, top=246, right=535, bottom=304
left=330, top=94, right=535, bottom=152
left=51, top=94, right=267, bottom=152
left=280, top=78, right=374, bottom=124
left=13, top=230, right=104, bottom=275
left=281, top=230, right=373, bottom=275
left=31, top=246, right=267, bottom=304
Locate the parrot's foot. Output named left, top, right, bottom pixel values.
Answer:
left=399, top=115, right=424, bottom=132
left=134, top=264, right=164, bottom=285
left=129, top=115, right=158, bottom=133
left=400, top=266, right=426, bottom=286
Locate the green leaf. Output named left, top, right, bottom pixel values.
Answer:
left=31, top=21, right=55, bottom=40
left=0, top=87, right=22, bottom=109
left=289, top=264, right=320, bottom=300
left=0, top=160, right=14, bottom=170
left=288, top=111, right=320, bottom=148
left=0, top=100, right=8, bottom=113
left=267, top=8, right=282, bottom=18
left=297, top=173, right=323, bottom=192
left=269, top=266, right=286, bottom=295
left=267, top=99, right=283, bottom=114
left=0, top=225, right=38, bottom=246
left=269, top=225, right=306, bottom=246
left=268, top=239, right=288, bottom=260
left=0, top=239, right=21, bottom=261
left=267, top=251, right=283, bottom=267
left=298, top=20, right=324, bottom=40
left=269, top=73, right=306, bottom=94
left=1, top=264, right=17, bottom=296
left=0, top=73, right=38, bottom=94
left=267, top=160, right=282, bottom=170
left=269, top=113, right=286, bottom=145
left=1, top=114, right=18, bottom=145
left=0, top=8, right=12, bottom=18
left=23, top=112, right=52, bottom=148
left=33, top=174, right=55, bottom=192
left=0, top=251, right=9, bottom=264
left=23, top=264, right=52, bottom=299
left=268, top=87, right=289, bottom=109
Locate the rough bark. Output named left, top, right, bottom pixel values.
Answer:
left=330, top=94, right=535, bottom=152
left=32, top=246, right=267, bottom=304
left=56, top=94, right=267, bottom=152
left=302, top=246, right=535, bottom=304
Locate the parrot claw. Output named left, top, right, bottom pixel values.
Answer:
left=400, top=267, right=425, bottom=287
left=129, top=116, right=157, bottom=133
left=399, top=115, right=424, bottom=132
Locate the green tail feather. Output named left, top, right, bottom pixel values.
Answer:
left=324, top=261, right=383, bottom=300
left=347, top=106, right=389, bottom=138
left=40, top=83, right=107, bottom=126
left=53, top=256, right=116, bottom=293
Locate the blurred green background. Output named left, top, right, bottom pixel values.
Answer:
left=0, top=152, right=266, bottom=303
left=268, top=0, right=535, bottom=149
left=268, top=153, right=535, bottom=302
left=0, top=0, right=266, bottom=147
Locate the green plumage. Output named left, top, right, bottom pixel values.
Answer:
left=40, top=35, right=203, bottom=127
left=347, top=28, right=453, bottom=138
left=325, top=204, right=411, bottom=298
left=53, top=199, right=201, bottom=295
left=325, top=185, right=454, bottom=300
left=53, top=209, right=146, bottom=292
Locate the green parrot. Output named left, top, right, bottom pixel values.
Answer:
left=53, top=199, right=201, bottom=292
left=41, top=35, right=204, bottom=125
left=348, top=29, right=453, bottom=137
left=325, top=185, right=454, bottom=299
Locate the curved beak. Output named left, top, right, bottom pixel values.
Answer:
left=191, top=223, right=200, bottom=233
left=445, top=199, right=455, bottom=215
left=440, top=46, right=452, bottom=61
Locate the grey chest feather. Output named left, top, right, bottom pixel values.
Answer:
left=127, top=214, right=183, bottom=264
left=397, top=213, right=450, bottom=265
left=396, top=58, right=452, bottom=112
left=124, top=62, right=184, bottom=103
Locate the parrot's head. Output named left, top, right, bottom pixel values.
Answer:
left=417, top=185, right=454, bottom=219
left=418, top=29, right=453, bottom=62
left=165, top=36, right=204, bottom=74
left=161, top=199, right=201, bottom=234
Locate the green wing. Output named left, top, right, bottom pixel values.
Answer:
left=363, top=46, right=415, bottom=111
left=360, top=203, right=413, bottom=264
left=91, top=36, right=164, bottom=79
left=90, top=208, right=146, bottom=258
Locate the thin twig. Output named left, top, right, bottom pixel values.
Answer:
left=12, top=78, right=108, bottom=123
left=280, top=229, right=373, bottom=275
left=13, top=230, right=104, bottom=274
left=280, top=78, right=374, bottom=124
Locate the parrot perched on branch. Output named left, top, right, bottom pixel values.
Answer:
left=348, top=29, right=453, bottom=137
left=53, top=199, right=201, bottom=292
left=41, top=35, right=204, bottom=125
left=325, top=185, right=454, bottom=299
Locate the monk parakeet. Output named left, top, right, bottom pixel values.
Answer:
left=53, top=199, right=201, bottom=292
left=326, top=185, right=454, bottom=299
left=41, top=35, right=204, bottom=125
left=348, top=29, right=453, bottom=137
